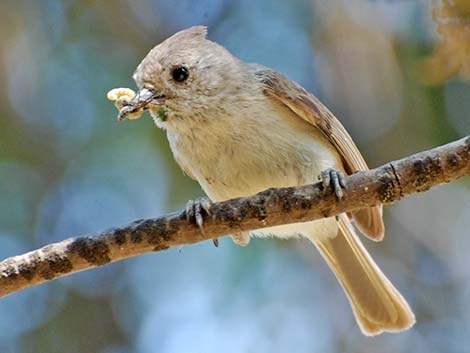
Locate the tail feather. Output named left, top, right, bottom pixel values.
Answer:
left=352, top=205, right=384, bottom=241
left=314, top=215, right=415, bottom=336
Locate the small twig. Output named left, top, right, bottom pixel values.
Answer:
left=0, top=137, right=468, bottom=298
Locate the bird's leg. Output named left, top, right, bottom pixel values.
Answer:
left=231, top=232, right=251, bottom=247
left=318, top=168, right=346, bottom=199
left=185, top=196, right=218, bottom=247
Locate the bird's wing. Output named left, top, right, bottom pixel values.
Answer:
left=254, top=67, right=384, bottom=240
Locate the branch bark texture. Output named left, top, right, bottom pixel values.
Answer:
left=0, top=137, right=469, bottom=298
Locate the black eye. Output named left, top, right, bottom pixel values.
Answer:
left=171, top=66, right=189, bottom=82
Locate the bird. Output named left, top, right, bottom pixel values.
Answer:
left=110, top=26, right=415, bottom=336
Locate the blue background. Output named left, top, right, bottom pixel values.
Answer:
left=0, top=1, right=468, bottom=352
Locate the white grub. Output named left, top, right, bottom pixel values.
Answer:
left=107, top=87, right=135, bottom=101
left=107, top=87, right=144, bottom=120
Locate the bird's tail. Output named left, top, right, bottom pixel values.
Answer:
left=314, top=215, right=415, bottom=336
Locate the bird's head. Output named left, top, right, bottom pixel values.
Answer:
left=130, top=26, right=245, bottom=129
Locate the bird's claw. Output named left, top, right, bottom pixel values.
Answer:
left=318, top=168, right=346, bottom=199
left=185, top=197, right=218, bottom=247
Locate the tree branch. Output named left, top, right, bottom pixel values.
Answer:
left=0, top=137, right=468, bottom=298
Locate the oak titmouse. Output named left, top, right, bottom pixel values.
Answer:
left=110, top=26, right=415, bottom=336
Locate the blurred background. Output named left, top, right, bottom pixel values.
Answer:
left=0, top=0, right=468, bottom=352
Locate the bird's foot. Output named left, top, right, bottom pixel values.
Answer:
left=185, top=197, right=218, bottom=247
left=231, top=232, right=251, bottom=247
left=318, top=168, right=346, bottom=199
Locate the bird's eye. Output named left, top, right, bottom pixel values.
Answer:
left=171, top=66, right=189, bottom=82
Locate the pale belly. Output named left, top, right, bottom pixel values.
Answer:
left=206, top=136, right=340, bottom=241
left=198, top=129, right=342, bottom=202
left=167, top=113, right=343, bottom=241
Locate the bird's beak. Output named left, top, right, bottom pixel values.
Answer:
left=117, top=87, right=165, bottom=121
left=135, top=87, right=162, bottom=105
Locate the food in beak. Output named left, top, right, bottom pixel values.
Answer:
left=107, top=87, right=165, bottom=121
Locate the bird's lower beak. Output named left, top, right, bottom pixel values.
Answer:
left=117, top=87, right=165, bottom=121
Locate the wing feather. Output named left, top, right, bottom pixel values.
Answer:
left=254, top=67, right=384, bottom=240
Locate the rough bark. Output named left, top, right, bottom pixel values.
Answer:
left=0, top=137, right=468, bottom=298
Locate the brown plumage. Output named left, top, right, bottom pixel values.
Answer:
left=253, top=67, right=414, bottom=335
left=255, top=68, right=384, bottom=240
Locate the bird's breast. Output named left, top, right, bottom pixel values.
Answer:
left=166, top=104, right=342, bottom=202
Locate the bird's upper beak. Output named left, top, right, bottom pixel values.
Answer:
left=118, top=87, right=165, bottom=121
